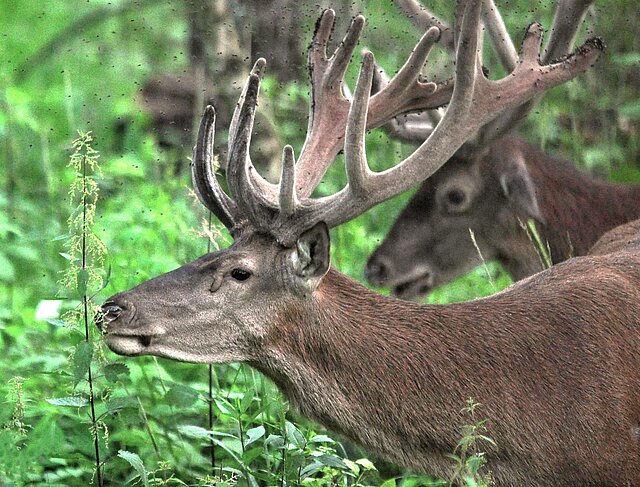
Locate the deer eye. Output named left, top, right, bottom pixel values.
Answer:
left=446, top=188, right=466, bottom=206
left=230, top=268, right=251, bottom=281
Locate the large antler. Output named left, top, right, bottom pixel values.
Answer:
left=294, top=9, right=454, bottom=198
left=385, top=0, right=596, bottom=148
left=217, top=10, right=452, bottom=209
left=193, top=2, right=602, bottom=246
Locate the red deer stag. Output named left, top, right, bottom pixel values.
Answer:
left=99, top=4, right=616, bottom=486
left=364, top=0, right=640, bottom=300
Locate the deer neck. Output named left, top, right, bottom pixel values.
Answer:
left=254, top=268, right=477, bottom=475
left=523, top=141, right=640, bottom=260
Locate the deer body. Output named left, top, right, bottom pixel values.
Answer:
left=366, top=136, right=640, bottom=298
left=260, top=256, right=640, bottom=485
left=529, top=139, right=640, bottom=263
left=111, top=240, right=640, bottom=485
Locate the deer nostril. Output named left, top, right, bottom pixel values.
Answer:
left=96, top=301, right=123, bottom=331
left=365, top=260, right=389, bottom=285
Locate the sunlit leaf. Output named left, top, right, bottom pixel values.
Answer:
left=46, top=396, right=89, bottom=407
left=118, top=450, right=148, bottom=487
left=103, top=363, right=129, bottom=383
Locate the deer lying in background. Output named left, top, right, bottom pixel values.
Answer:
left=97, top=5, right=627, bottom=486
left=364, top=0, right=639, bottom=300
left=365, top=134, right=640, bottom=298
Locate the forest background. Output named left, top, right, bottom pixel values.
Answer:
left=1, top=0, right=639, bottom=485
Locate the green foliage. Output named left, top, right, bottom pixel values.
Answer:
left=0, top=0, right=638, bottom=485
left=447, top=399, right=496, bottom=487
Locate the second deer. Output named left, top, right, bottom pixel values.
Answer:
left=365, top=0, right=640, bottom=300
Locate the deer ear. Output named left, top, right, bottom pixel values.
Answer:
left=499, top=164, right=545, bottom=224
left=292, top=221, right=331, bottom=281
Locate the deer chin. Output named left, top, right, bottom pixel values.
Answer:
left=105, top=333, right=157, bottom=356
left=392, top=272, right=434, bottom=301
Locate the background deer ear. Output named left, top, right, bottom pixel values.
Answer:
left=499, top=163, right=545, bottom=224
left=292, top=221, right=331, bottom=280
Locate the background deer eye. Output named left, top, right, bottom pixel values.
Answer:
left=230, top=268, right=251, bottom=281
left=447, top=188, right=466, bottom=206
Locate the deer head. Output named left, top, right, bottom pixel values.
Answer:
left=365, top=0, right=599, bottom=298
left=365, top=137, right=548, bottom=298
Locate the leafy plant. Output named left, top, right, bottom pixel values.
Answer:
left=448, top=399, right=496, bottom=487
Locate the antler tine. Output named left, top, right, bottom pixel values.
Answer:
left=227, top=58, right=280, bottom=206
left=481, top=0, right=518, bottom=72
left=191, top=105, right=242, bottom=233
left=229, top=58, right=267, bottom=150
left=368, top=26, right=452, bottom=117
left=474, top=0, right=595, bottom=147
left=372, top=61, right=442, bottom=143
left=345, top=51, right=375, bottom=197
left=294, top=11, right=365, bottom=199
left=543, top=0, right=594, bottom=63
left=296, top=19, right=452, bottom=199
left=393, top=0, right=454, bottom=51
left=226, top=74, right=278, bottom=228
left=279, top=145, right=297, bottom=218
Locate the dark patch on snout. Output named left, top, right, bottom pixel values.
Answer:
left=364, top=259, right=390, bottom=286
left=96, top=301, right=123, bottom=331
left=98, top=295, right=162, bottom=355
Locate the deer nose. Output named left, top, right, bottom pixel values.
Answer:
left=96, top=301, right=123, bottom=331
left=364, top=257, right=390, bottom=286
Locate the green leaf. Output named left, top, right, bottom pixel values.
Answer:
left=165, top=384, right=199, bottom=407
left=619, top=99, right=640, bottom=119
left=315, top=453, right=350, bottom=470
left=245, top=425, right=265, bottom=446
left=0, top=252, right=15, bottom=281
left=46, top=396, right=89, bottom=407
left=285, top=421, right=306, bottom=448
left=214, top=397, right=236, bottom=415
left=104, top=363, right=130, bottom=383
left=97, top=264, right=111, bottom=293
left=107, top=396, right=137, bottom=414
left=118, top=450, right=148, bottom=487
left=46, top=318, right=72, bottom=328
left=242, top=446, right=264, bottom=465
left=73, top=341, right=93, bottom=386
left=177, top=425, right=211, bottom=439
left=264, top=434, right=285, bottom=449
left=238, top=391, right=254, bottom=413
left=309, top=434, right=336, bottom=444
left=380, top=480, right=398, bottom=487
left=299, top=461, right=324, bottom=479
left=355, top=458, right=377, bottom=471
left=76, top=269, right=89, bottom=298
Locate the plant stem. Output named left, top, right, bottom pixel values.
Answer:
left=81, top=146, right=103, bottom=487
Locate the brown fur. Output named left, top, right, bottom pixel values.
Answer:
left=590, top=219, right=640, bottom=256
left=105, top=220, right=640, bottom=485
left=258, top=248, right=640, bottom=485
left=521, top=138, right=640, bottom=260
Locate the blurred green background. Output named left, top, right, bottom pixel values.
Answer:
left=1, top=0, right=638, bottom=485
